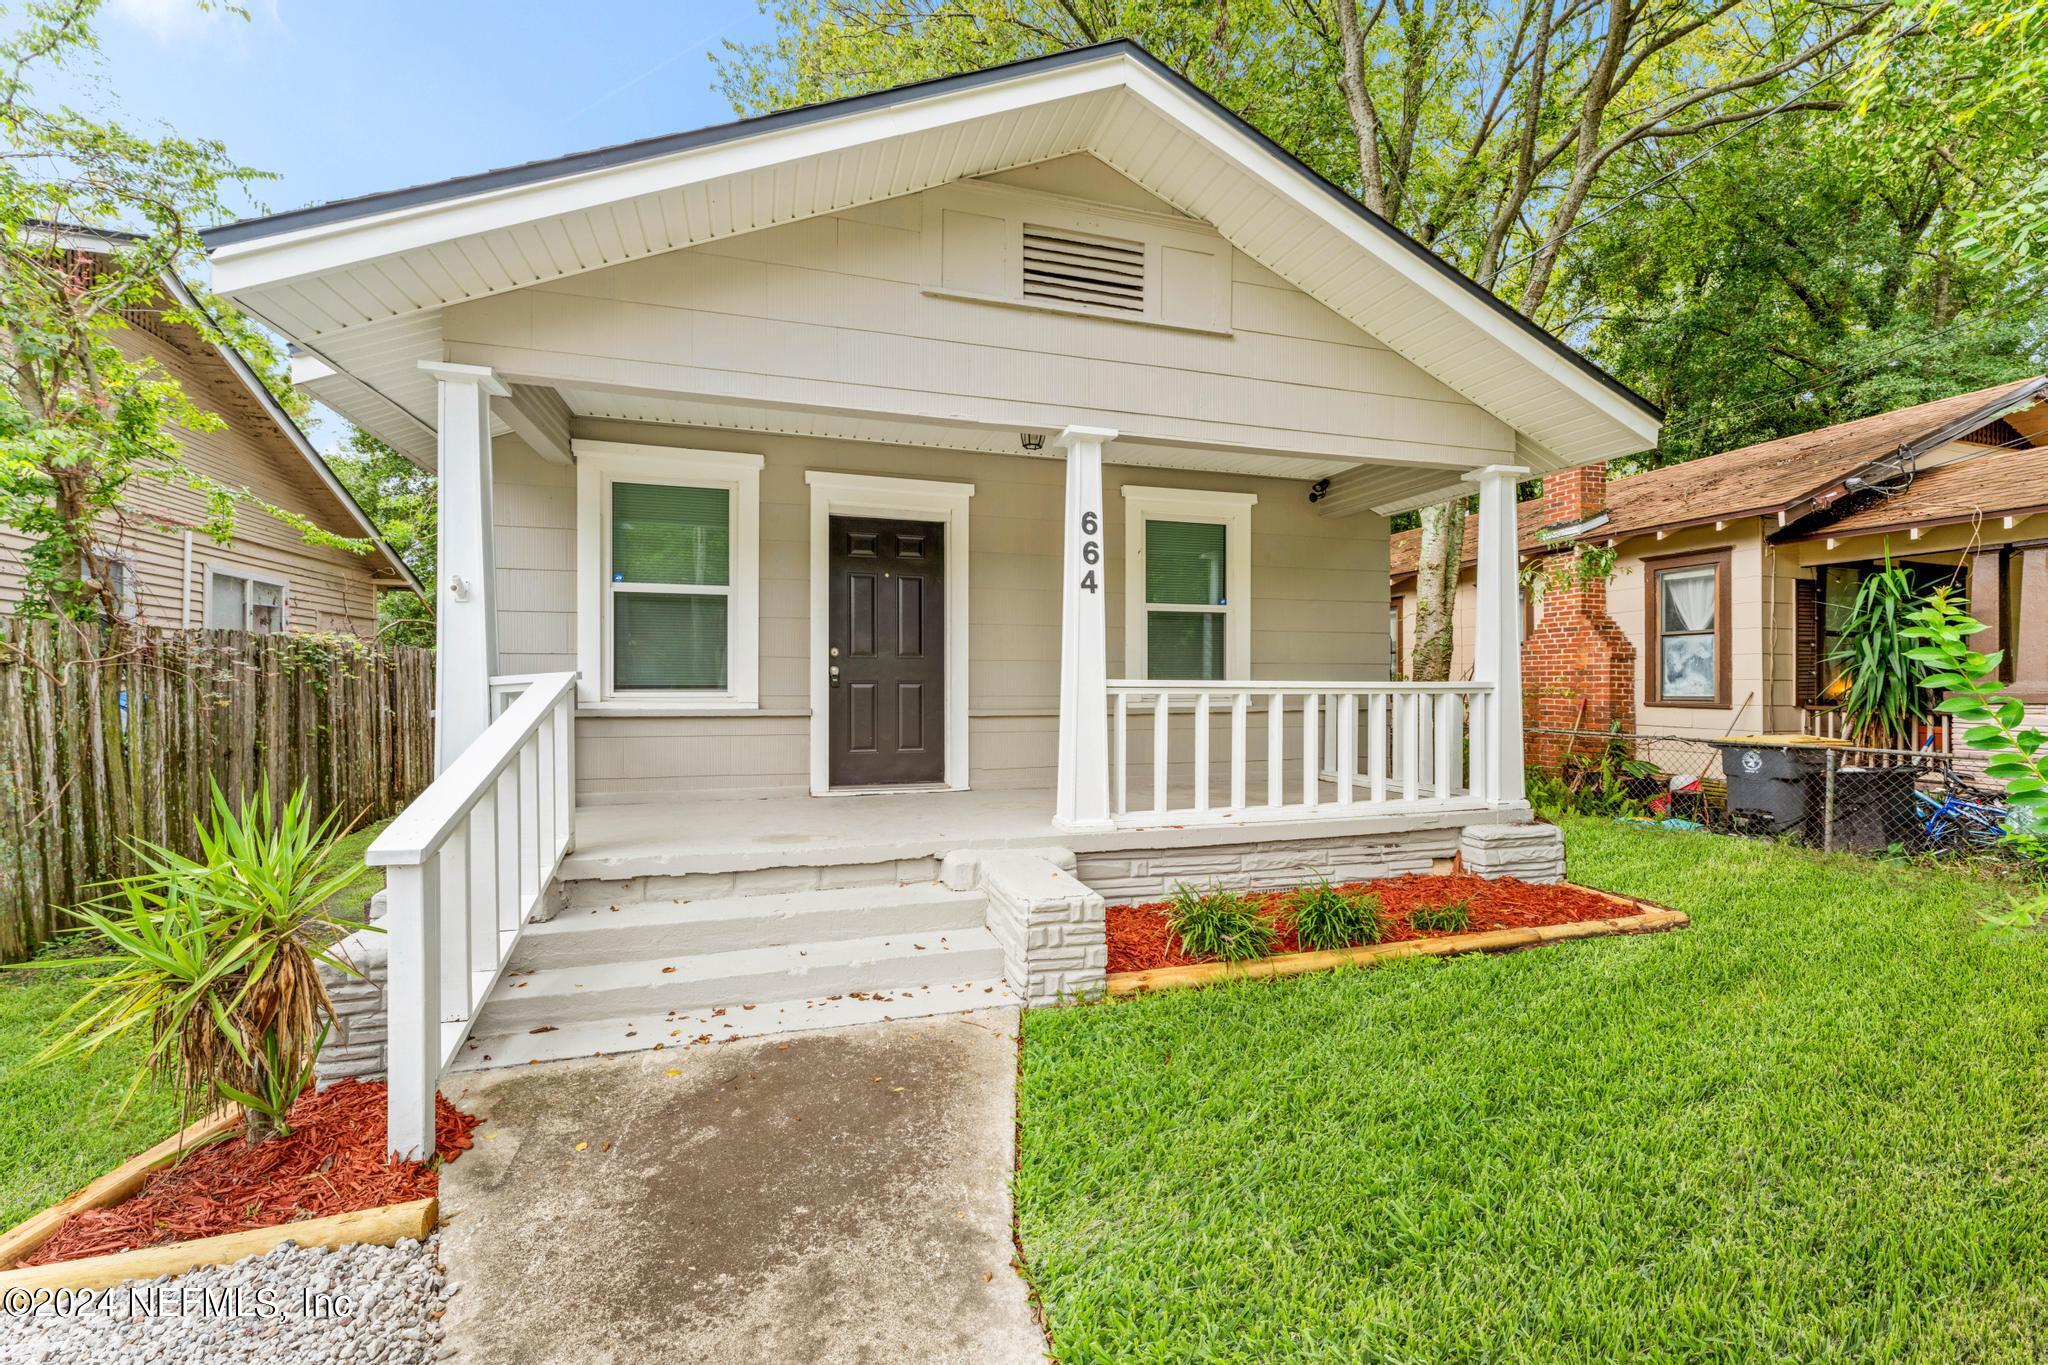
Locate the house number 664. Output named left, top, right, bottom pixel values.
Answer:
left=1078, top=510, right=1101, bottom=592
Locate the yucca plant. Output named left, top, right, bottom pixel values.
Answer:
left=1164, top=884, right=1277, bottom=962
left=22, top=781, right=372, bottom=1144
left=1829, top=558, right=1942, bottom=748
left=1286, top=880, right=1383, bottom=951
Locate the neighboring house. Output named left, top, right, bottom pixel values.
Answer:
left=204, top=43, right=1663, bottom=1154
left=1390, top=377, right=2048, bottom=743
left=0, top=228, right=422, bottom=634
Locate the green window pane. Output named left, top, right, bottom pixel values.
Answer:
left=1146, top=520, right=1226, bottom=606
left=612, top=483, right=729, bottom=586
left=614, top=592, right=728, bottom=690
left=1148, top=611, right=1224, bottom=680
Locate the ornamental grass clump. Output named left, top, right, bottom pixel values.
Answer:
left=1285, top=880, right=1384, bottom=951
left=21, top=781, right=371, bottom=1144
left=1410, top=899, right=1473, bottom=934
left=1165, top=884, right=1277, bottom=962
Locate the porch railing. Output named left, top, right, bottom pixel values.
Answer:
left=368, top=670, right=577, bottom=1158
left=1107, top=680, right=1493, bottom=827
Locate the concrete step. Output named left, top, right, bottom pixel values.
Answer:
left=516, top=883, right=987, bottom=969
left=450, top=977, right=1020, bottom=1071
left=474, top=926, right=1007, bottom=1033
left=560, top=855, right=946, bottom=907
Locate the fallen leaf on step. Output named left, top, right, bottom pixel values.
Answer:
left=666, top=1068, right=681, bottom=1076
left=574, top=1142, right=588, bottom=1152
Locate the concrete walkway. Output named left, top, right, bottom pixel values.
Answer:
left=437, top=1009, right=1045, bottom=1365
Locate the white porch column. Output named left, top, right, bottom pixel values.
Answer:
left=1462, top=464, right=1531, bottom=805
left=1053, top=426, right=1117, bottom=831
left=423, top=362, right=508, bottom=772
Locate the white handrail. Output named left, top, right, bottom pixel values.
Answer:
left=1106, top=679, right=1493, bottom=827
left=373, top=670, right=578, bottom=1158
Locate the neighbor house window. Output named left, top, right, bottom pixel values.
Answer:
left=1122, top=486, right=1255, bottom=681
left=576, top=442, right=762, bottom=711
left=96, top=546, right=136, bottom=621
left=1645, top=550, right=1728, bottom=706
left=1389, top=595, right=1405, bottom=678
left=205, top=566, right=286, bottom=634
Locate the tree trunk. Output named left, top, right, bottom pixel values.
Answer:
left=1410, top=501, right=1466, bottom=680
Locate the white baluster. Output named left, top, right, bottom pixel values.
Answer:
left=1267, top=692, right=1284, bottom=809
left=1152, top=691, right=1169, bottom=815
left=1336, top=695, right=1357, bottom=806
left=1368, top=693, right=1388, bottom=804
left=495, top=764, right=519, bottom=934
left=1114, top=692, right=1129, bottom=818
left=1301, top=692, right=1320, bottom=809
left=1400, top=693, right=1421, bottom=802
left=1435, top=693, right=1460, bottom=800
left=436, top=831, right=469, bottom=1023
left=1468, top=693, right=1490, bottom=802
left=1229, top=692, right=1248, bottom=812
left=1192, top=692, right=1211, bottom=813
left=384, top=861, right=437, bottom=1160
left=518, top=732, right=540, bottom=916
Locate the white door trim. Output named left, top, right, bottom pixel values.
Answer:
left=806, top=470, right=974, bottom=795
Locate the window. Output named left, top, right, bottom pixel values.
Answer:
left=1389, top=595, right=1405, bottom=679
left=95, top=547, right=136, bottom=621
left=205, top=566, right=287, bottom=634
left=576, top=442, right=762, bottom=711
left=1645, top=550, right=1728, bottom=706
left=1122, top=486, right=1255, bottom=681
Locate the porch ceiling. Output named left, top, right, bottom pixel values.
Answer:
left=214, top=43, right=1657, bottom=478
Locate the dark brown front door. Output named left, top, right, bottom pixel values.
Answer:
left=829, top=516, right=945, bottom=787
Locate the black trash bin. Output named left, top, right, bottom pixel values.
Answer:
left=1711, top=741, right=1832, bottom=837
left=1827, top=764, right=1924, bottom=854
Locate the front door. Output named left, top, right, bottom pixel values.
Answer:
left=828, top=515, right=945, bottom=787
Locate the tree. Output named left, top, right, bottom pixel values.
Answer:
left=718, top=0, right=1892, bottom=678
left=324, top=428, right=435, bottom=648
left=0, top=0, right=361, bottom=623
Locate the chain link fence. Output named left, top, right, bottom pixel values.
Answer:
left=1525, top=727, right=2036, bottom=860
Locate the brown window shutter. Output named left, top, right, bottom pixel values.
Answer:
left=1795, top=576, right=1821, bottom=705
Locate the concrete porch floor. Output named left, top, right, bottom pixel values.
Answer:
left=564, top=783, right=1512, bottom=881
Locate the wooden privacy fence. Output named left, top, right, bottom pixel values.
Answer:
left=0, top=621, right=436, bottom=962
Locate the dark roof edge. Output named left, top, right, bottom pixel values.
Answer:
left=201, top=40, right=1658, bottom=429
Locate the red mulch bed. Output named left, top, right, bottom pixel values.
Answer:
left=21, top=1081, right=478, bottom=1267
left=1106, top=872, right=1634, bottom=974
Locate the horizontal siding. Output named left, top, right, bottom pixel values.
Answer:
left=494, top=423, right=1390, bottom=803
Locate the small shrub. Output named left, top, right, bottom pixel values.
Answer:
left=1409, top=899, right=1473, bottom=934
left=1165, top=884, right=1277, bottom=962
left=1286, top=880, right=1383, bottom=951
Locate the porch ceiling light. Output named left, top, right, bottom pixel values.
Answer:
left=1020, top=432, right=1047, bottom=452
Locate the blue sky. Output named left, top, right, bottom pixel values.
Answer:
left=64, top=0, right=777, bottom=220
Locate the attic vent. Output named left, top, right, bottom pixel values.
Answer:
left=1022, top=224, right=1145, bottom=313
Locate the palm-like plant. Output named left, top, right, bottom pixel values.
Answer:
left=1828, top=558, right=1942, bottom=748
left=26, top=782, right=372, bottom=1143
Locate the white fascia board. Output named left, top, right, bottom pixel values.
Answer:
left=1111, top=64, right=1662, bottom=455
left=210, top=57, right=1130, bottom=300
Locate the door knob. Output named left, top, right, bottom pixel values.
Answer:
left=830, top=664, right=841, bottom=687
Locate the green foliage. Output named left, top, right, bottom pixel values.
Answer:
left=12, top=781, right=372, bottom=1142
left=1285, top=880, right=1383, bottom=951
left=1017, top=818, right=2044, bottom=1360
left=1829, top=556, right=1942, bottom=746
left=1529, top=733, right=1660, bottom=820
left=0, top=1, right=364, bottom=623
left=1409, top=899, right=1473, bottom=934
left=326, top=427, right=435, bottom=647
left=1164, top=884, right=1277, bottom=963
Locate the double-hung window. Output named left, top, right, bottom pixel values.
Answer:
left=205, top=565, right=287, bottom=634
left=1121, top=486, right=1254, bottom=681
left=1645, top=550, right=1728, bottom=706
left=577, top=443, right=761, bottom=711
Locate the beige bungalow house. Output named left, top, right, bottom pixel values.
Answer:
left=0, top=228, right=422, bottom=632
left=204, top=42, right=1661, bottom=1155
left=1391, top=377, right=2048, bottom=744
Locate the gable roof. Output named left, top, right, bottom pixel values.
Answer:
left=35, top=224, right=424, bottom=595
left=1797, top=443, right=2048, bottom=539
left=205, top=41, right=1658, bottom=483
left=1390, top=377, right=2048, bottom=578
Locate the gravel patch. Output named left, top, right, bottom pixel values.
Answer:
left=0, top=1233, right=450, bottom=1364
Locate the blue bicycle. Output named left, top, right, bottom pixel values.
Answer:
left=1914, top=779, right=2012, bottom=852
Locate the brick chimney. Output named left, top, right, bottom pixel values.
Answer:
left=1522, top=462, right=1635, bottom=770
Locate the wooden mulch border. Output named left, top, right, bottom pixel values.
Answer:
left=0, top=1108, right=439, bottom=1293
left=1104, top=885, right=1688, bottom=997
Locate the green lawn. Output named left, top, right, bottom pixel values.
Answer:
left=0, top=818, right=389, bottom=1231
left=1018, top=818, right=2048, bottom=1362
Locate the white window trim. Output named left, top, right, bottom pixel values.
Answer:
left=575, top=440, right=763, bottom=714
left=203, top=561, right=289, bottom=633
left=806, top=470, right=973, bottom=795
left=1121, top=485, right=1255, bottom=682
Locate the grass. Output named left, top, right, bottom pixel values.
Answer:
left=1285, top=880, right=1383, bottom=951
left=1018, top=818, right=2048, bottom=1362
left=1407, top=896, right=1472, bottom=934
left=0, top=817, right=389, bottom=1232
